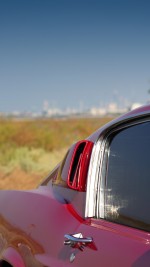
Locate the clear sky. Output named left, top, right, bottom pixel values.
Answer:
left=0, top=0, right=150, bottom=112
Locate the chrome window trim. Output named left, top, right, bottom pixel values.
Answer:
left=85, top=116, right=150, bottom=219
left=85, top=140, right=101, bottom=218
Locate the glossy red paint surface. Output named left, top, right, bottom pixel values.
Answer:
left=0, top=105, right=150, bottom=266
left=0, top=186, right=150, bottom=267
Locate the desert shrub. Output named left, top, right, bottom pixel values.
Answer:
left=0, top=117, right=113, bottom=151
left=0, top=117, right=113, bottom=173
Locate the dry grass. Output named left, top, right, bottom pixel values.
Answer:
left=0, top=116, right=113, bottom=190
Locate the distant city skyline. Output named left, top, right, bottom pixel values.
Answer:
left=0, top=0, right=150, bottom=112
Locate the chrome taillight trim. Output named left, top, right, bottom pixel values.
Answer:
left=85, top=139, right=104, bottom=218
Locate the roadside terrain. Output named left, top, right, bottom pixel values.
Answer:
left=0, top=117, right=113, bottom=190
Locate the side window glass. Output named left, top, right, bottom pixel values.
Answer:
left=104, top=121, right=150, bottom=232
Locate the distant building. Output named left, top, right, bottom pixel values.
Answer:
left=90, top=107, right=107, bottom=116
left=89, top=102, right=128, bottom=116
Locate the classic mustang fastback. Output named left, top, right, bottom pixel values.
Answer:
left=0, top=105, right=150, bottom=267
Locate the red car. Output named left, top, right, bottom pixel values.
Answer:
left=0, top=105, right=150, bottom=267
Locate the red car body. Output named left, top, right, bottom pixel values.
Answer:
left=0, top=105, right=150, bottom=267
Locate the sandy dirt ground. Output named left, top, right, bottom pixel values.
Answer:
left=0, top=169, right=46, bottom=190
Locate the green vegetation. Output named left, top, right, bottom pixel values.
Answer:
left=0, top=146, right=67, bottom=174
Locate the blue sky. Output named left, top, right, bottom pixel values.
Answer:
left=0, top=0, right=150, bottom=112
